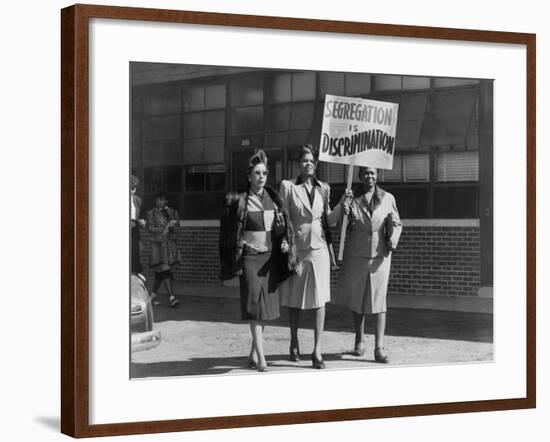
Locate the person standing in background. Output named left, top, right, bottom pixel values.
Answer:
left=130, top=175, right=145, bottom=278
left=147, top=191, right=181, bottom=308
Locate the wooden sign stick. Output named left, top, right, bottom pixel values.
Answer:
left=338, top=165, right=354, bottom=262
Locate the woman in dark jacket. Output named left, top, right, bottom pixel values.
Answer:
left=219, top=149, right=297, bottom=372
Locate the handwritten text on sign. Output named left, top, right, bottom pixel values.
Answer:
left=319, top=95, right=399, bottom=169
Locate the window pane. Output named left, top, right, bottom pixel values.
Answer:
left=403, top=76, right=430, bottom=90
left=165, top=168, right=182, bottom=192
left=144, top=87, right=181, bottom=115
left=404, top=154, right=429, bottom=182
left=144, top=167, right=162, bottom=193
left=434, top=78, right=480, bottom=88
left=185, top=172, right=205, bottom=191
left=396, top=120, right=423, bottom=150
left=267, top=104, right=290, bottom=131
left=345, top=73, right=371, bottom=96
left=383, top=185, right=429, bottom=218
left=183, top=113, right=203, bottom=139
left=288, top=160, right=301, bottom=179
left=399, top=93, right=428, bottom=120
left=292, top=72, right=316, bottom=101
left=290, top=102, right=314, bottom=130
left=232, top=106, right=264, bottom=134
left=348, top=165, right=361, bottom=183
left=231, top=77, right=263, bottom=107
left=436, top=151, right=479, bottom=182
left=433, top=185, right=478, bottom=218
left=142, top=140, right=181, bottom=166
left=182, top=138, right=204, bottom=164
left=183, top=192, right=226, bottom=219
left=132, top=118, right=141, bottom=143
left=131, top=142, right=141, bottom=166
left=379, top=156, right=402, bottom=182
left=204, top=110, right=225, bottom=137
left=328, top=163, right=346, bottom=183
left=430, top=88, right=478, bottom=118
left=143, top=115, right=180, bottom=140
left=466, top=106, right=479, bottom=150
left=318, top=162, right=345, bottom=184
left=288, top=130, right=309, bottom=146
left=204, top=136, right=225, bottom=163
left=269, top=74, right=291, bottom=103
left=183, top=87, right=204, bottom=111
left=265, top=131, right=289, bottom=148
left=143, top=167, right=181, bottom=193
left=374, top=75, right=402, bottom=91
left=319, top=72, right=344, bottom=96
left=206, top=172, right=226, bottom=191
left=131, top=91, right=143, bottom=116
left=205, top=84, right=226, bottom=109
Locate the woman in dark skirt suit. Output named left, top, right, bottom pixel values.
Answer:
left=219, top=149, right=297, bottom=372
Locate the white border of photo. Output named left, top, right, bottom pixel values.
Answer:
left=89, top=18, right=526, bottom=425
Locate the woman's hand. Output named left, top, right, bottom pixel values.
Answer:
left=339, top=188, right=354, bottom=203
left=339, top=189, right=353, bottom=215
left=272, top=211, right=286, bottom=237
left=280, top=240, right=289, bottom=253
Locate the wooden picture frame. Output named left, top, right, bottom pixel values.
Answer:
left=61, top=3, right=536, bottom=437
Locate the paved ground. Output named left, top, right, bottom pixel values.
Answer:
left=130, top=294, right=493, bottom=378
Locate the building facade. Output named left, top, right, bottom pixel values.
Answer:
left=131, top=63, right=493, bottom=298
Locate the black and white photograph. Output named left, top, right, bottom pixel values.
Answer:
left=129, top=62, right=494, bottom=378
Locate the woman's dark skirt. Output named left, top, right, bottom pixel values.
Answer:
left=240, top=252, right=280, bottom=321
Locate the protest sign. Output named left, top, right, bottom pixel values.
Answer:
left=319, top=95, right=399, bottom=260
left=320, top=94, right=399, bottom=169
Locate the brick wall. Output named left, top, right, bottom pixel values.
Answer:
left=139, top=221, right=481, bottom=297
left=140, top=226, right=220, bottom=284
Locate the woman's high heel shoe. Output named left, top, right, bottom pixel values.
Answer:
left=352, top=340, right=365, bottom=357
left=374, top=347, right=389, bottom=364
left=247, top=358, right=258, bottom=369
left=311, top=353, right=326, bottom=370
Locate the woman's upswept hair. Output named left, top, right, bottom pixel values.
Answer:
left=246, top=148, right=269, bottom=175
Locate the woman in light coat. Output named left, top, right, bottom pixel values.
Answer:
left=279, top=144, right=351, bottom=369
left=335, top=166, right=402, bottom=363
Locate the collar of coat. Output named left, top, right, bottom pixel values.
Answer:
left=357, top=186, right=386, bottom=210
left=295, top=175, right=322, bottom=187
left=223, top=185, right=285, bottom=213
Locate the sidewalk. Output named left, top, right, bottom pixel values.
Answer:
left=130, top=291, right=493, bottom=379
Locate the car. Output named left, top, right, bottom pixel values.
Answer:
left=130, top=274, right=161, bottom=352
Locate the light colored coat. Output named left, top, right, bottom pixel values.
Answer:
left=279, top=179, right=342, bottom=251
left=335, top=186, right=402, bottom=314
left=344, top=187, right=402, bottom=259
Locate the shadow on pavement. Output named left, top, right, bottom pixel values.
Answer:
left=130, top=352, right=377, bottom=378
left=151, top=296, right=492, bottom=343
